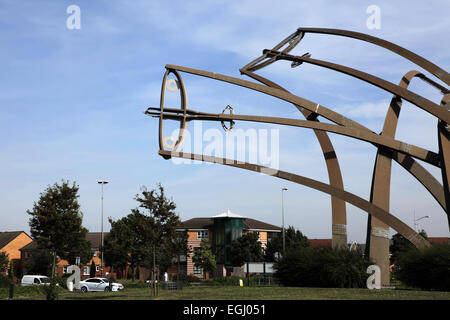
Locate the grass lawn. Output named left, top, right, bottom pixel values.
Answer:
left=3, top=281, right=450, bottom=300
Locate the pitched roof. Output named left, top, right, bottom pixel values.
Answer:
left=85, top=232, right=109, bottom=248
left=0, top=231, right=26, bottom=250
left=212, top=210, right=246, bottom=219
left=309, top=239, right=332, bottom=248
left=20, top=232, right=111, bottom=251
left=178, top=217, right=281, bottom=232
left=428, top=237, right=450, bottom=244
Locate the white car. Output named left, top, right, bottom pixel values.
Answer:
left=79, top=277, right=124, bottom=292
left=21, top=275, right=51, bottom=286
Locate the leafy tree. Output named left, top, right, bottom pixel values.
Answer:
left=192, top=239, right=216, bottom=279
left=27, top=180, right=92, bottom=277
left=0, top=252, right=9, bottom=274
left=275, top=247, right=371, bottom=288
left=159, top=230, right=191, bottom=276
left=265, top=226, right=309, bottom=262
left=103, top=184, right=183, bottom=279
left=395, top=243, right=450, bottom=291
left=23, top=249, right=54, bottom=276
left=390, top=229, right=428, bottom=265
left=90, top=261, right=96, bottom=278
left=230, top=232, right=264, bottom=267
left=103, top=232, right=129, bottom=279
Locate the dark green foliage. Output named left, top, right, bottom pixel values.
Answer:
left=27, top=180, right=92, bottom=276
left=265, top=226, right=309, bottom=262
left=43, top=277, right=59, bottom=300
left=23, top=249, right=53, bottom=276
left=103, top=184, right=184, bottom=278
left=390, top=230, right=428, bottom=265
left=274, top=247, right=371, bottom=288
left=0, top=275, right=10, bottom=288
left=192, top=239, right=216, bottom=278
left=395, top=243, right=450, bottom=291
left=230, top=232, right=264, bottom=266
left=0, top=252, right=9, bottom=274
left=90, top=261, right=96, bottom=278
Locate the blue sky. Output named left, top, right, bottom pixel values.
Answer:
left=1, top=0, right=449, bottom=243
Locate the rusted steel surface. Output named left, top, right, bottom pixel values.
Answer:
left=158, top=150, right=430, bottom=250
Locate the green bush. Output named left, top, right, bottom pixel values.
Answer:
left=0, top=274, right=11, bottom=288
left=176, top=274, right=201, bottom=284
left=43, top=277, right=59, bottom=300
left=274, top=247, right=371, bottom=288
left=395, top=243, right=450, bottom=291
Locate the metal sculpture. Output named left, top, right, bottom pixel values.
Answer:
left=145, top=28, right=449, bottom=286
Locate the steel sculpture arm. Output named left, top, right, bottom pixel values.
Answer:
left=158, top=149, right=430, bottom=250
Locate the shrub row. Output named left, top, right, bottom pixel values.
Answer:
left=394, top=243, right=450, bottom=291
left=274, top=247, right=371, bottom=288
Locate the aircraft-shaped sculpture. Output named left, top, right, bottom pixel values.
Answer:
left=145, top=28, right=449, bottom=286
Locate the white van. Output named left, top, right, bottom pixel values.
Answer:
left=21, top=275, right=51, bottom=286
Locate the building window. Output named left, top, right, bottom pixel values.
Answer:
left=197, top=230, right=208, bottom=240
left=255, top=232, right=260, bottom=240
left=193, top=247, right=202, bottom=274
left=83, top=266, right=90, bottom=276
left=193, top=265, right=202, bottom=274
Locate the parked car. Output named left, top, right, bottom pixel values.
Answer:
left=21, top=275, right=51, bottom=286
left=79, top=277, right=124, bottom=292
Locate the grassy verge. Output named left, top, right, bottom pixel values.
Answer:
left=2, top=281, right=449, bottom=300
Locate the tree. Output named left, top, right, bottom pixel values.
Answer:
left=192, top=239, right=216, bottom=279
left=102, top=183, right=183, bottom=279
left=23, top=249, right=53, bottom=276
left=264, top=226, right=309, bottom=262
left=27, top=180, right=92, bottom=278
left=0, top=252, right=9, bottom=274
left=230, top=232, right=264, bottom=267
left=390, top=229, right=428, bottom=265
left=90, top=261, right=96, bottom=278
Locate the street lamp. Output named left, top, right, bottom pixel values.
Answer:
left=281, top=188, right=288, bottom=256
left=98, top=180, right=109, bottom=277
left=413, top=213, right=430, bottom=231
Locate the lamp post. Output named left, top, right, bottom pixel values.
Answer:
left=413, top=212, right=430, bottom=231
left=281, top=188, right=288, bottom=256
left=98, top=180, right=109, bottom=277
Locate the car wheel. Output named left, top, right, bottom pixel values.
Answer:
left=81, top=286, right=88, bottom=293
left=104, top=287, right=110, bottom=292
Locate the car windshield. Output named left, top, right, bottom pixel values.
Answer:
left=101, top=278, right=110, bottom=283
left=40, top=277, right=50, bottom=283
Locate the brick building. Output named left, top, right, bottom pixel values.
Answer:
left=174, top=210, right=282, bottom=278
left=0, top=231, right=33, bottom=277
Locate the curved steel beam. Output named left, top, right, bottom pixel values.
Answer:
left=263, top=50, right=450, bottom=123
left=240, top=69, right=347, bottom=247
left=438, top=94, right=450, bottom=227
left=149, top=110, right=441, bottom=167
left=158, top=149, right=430, bottom=249
left=365, top=70, right=448, bottom=264
left=295, top=28, right=450, bottom=85
left=157, top=65, right=447, bottom=207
